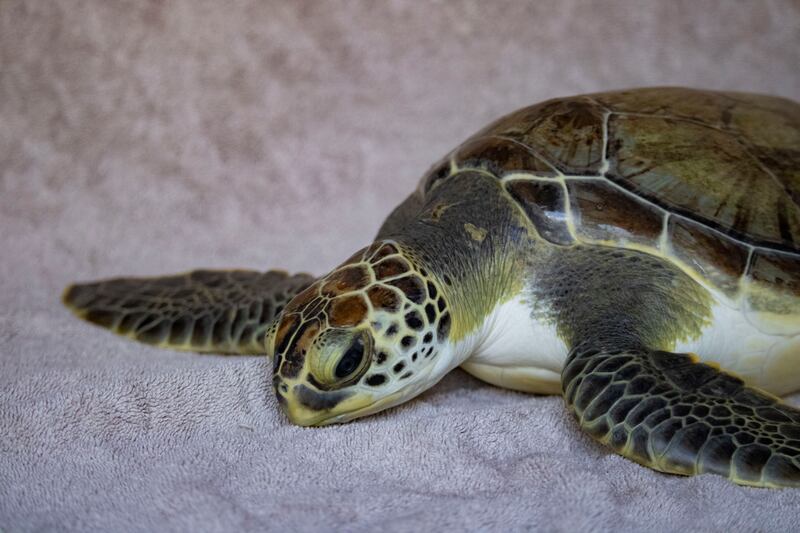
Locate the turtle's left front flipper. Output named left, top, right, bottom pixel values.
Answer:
left=63, top=270, right=315, bottom=354
left=562, top=343, right=800, bottom=488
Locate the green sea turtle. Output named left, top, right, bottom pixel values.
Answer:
left=63, top=87, right=800, bottom=488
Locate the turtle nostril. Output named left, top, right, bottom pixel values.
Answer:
left=273, top=377, right=290, bottom=405
left=273, top=374, right=288, bottom=392
left=275, top=389, right=287, bottom=406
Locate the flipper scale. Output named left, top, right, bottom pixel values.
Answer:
left=63, top=269, right=315, bottom=355
left=563, top=344, right=800, bottom=488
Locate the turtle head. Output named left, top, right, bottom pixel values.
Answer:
left=268, top=241, right=452, bottom=426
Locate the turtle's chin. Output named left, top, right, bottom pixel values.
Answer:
left=275, top=352, right=453, bottom=426
left=315, top=389, right=409, bottom=426
left=277, top=383, right=410, bottom=427
left=275, top=381, right=364, bottom=426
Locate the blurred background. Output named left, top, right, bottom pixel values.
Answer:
left=2, top=1, right=799, bottom=285
left=2, top=3, right=800, bottom=530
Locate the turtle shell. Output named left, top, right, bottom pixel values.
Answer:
left=421, top=88, right=800, bottom=333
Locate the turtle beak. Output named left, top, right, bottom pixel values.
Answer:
left=282, top=402, right=330, bottom=426
left=273, top=377, right=313, bottom=426
left=273, top=377, right=349, bottom=426
left=274, top=376, right=379, bottom=427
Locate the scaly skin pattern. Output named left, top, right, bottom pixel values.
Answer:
left=531, top=243, right=800, bottom=487
left=270, top=169, right=531, bottom=425
left=63, top=88, right=800, bottom=488
left=269, top=241, right=454, bottom=426
left=563, top=343, right=800, bottom=488
left=63, top=270, right=315, bottom=354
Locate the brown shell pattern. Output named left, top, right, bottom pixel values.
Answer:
left=422, top=87, right=800, bottom=303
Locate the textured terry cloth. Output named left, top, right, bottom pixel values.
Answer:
left=2, top=1, right=800, bottom=531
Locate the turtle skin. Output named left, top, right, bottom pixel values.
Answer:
left=423, top=88, right=800, bottom=487
left=63, top=87, right=800, bottom=488
left=418, top=87, right=800, bottom=487
left=563, top=344, right=800, bottom=487
left=63, top=270, right=314, bottom=354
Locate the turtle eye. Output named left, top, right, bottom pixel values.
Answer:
left=335, top=336, right=366, bottom=379
left=309, top=329, right=372, bottom=389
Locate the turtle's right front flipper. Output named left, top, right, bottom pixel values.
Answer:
left=562, top=343, right=800, bottom=488
left=63, top=270, right=315, bottom=354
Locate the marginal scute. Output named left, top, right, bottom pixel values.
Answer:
left=750, top=250, right=800, bottom=294
left=505, top=179, right=574, bottom=245
left=567, top=179, right=663, bottom=247
left=745, top=249, right=800, bottom=335
left=453, top=136, right=556, bottom=176
left=668, top=216, right=749, bottom=298
left=191, top=315, right=212, bottom=346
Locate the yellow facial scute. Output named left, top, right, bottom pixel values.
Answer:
left=283, top=391, right=375, bottom=427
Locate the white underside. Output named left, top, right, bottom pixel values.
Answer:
left=460, top=295, right=566, bottom=394
left=674, top=302, right=800, bottom=396
left=460, top=294, right=800, bottom=397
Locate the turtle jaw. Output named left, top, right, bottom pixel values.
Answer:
left=269, top=239, right=459, bottom=425
left=278, top=382, right=418, bottom=427
left=279, top=400, right=328, bottom=427
left=275, top=376, right=376, bottom=426
left=274, top=343, right=456, bottom=426
left=312, top=348, right=463, bottom=425
left=279, top=396, right=343, bottom=427
left=275, top=372, right=430, bottom=427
